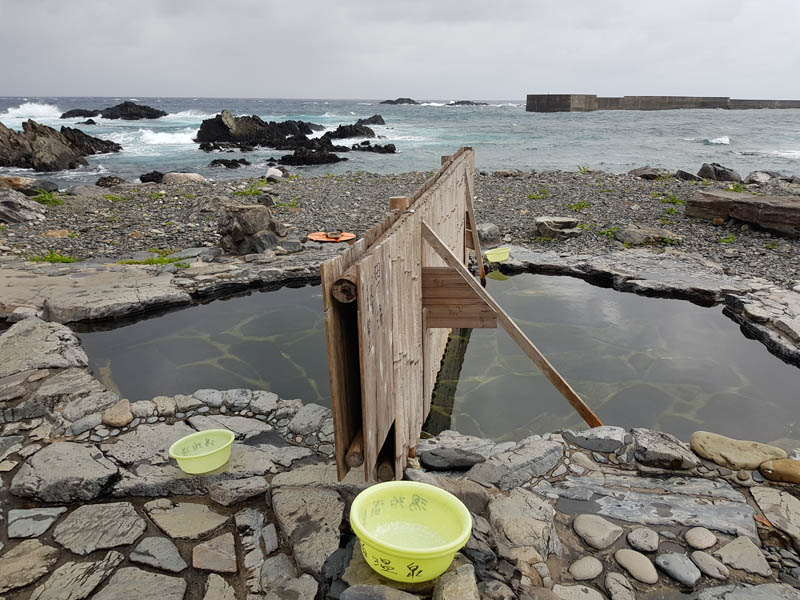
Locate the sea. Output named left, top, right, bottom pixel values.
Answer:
left=1, top=96, right=799, bottom=185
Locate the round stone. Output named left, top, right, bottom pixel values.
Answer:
left=655, top=552, right=702, bottom=586
left=568, top=556, right=603, bottom=580
left=685, top=527, right=717, bottom=550
left=627, top=527, right=659, bottom=552
left=690, top=550, right=729, bottom=580
left=615, top=549, right=659, bottom=584
left=573, top=514, right=624, bottom=549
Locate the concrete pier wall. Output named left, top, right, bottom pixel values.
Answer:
left=526, top=94, right=800, bottom=112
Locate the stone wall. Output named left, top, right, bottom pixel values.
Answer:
left=526, top=94, right=800, bottom=112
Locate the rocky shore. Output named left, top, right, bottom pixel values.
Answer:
left=1, top=317, right=800, bottom=599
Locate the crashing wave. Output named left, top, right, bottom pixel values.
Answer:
left=0, top=102, right=62, bottom=120
left=705, top=136, right=731, bottom=145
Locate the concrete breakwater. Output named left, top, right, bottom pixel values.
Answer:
left=526, top=94, right=800, bottom=112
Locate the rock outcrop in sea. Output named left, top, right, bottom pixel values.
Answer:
left=60, top=101, right=168, bottom=120
left=380, top=97, right=419, bottom=104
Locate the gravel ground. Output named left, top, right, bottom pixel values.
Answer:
left=2, top=168, right=799, bottom=288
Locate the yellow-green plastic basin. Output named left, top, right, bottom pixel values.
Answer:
left=350, top=481, right=472, bottom=582
left=485, top=246, right=510, bottom=263
left=168, top=429, right=235, bottom=474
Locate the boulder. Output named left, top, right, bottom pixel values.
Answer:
left=751, top=487, right=800, bottom=552
left=79, top=118, right=97, bottom=125
left=631, top=428, right=699, bottom=469
left=535, top=216, right=582, bottom=239
left=380, top=98, right=419, bottom=105
left=0, top=175, right=58, bottom=196
left=325, top=123, right=376, bottom=139
left=355, top=115, right=386, bottom=126
left=573, top=514, right=623, bottom=549
left=614, top=225, right=681, bottom=246
left=195, top=110, right=323, bottom=146
left=0, top=120, right=87, bottom=171
left=675, top=169, right=702, bottom=182
left=713, top=536, right=772, bottom=576
left=351, top=141, right=396, bottom=153
left=488, top=488, right=561, bottom=558
left=59, top=126, right=122, bottom=154
left=100, top=101, right=167, bottom=120
left=697, top=163, right=742, bottom=182
left=745, top=171, right=778, bottom=184
left=60, top=108, right=101, bottom=119
left=162, top=172, right=206, bottom=184
left=209, top=158, right=251, bottom=168
left=96, top=175, right=127, bottom=187
left=628, top=166, right=671, bottom=180
left=477, top=222, right=501, bottom=246
left=218, top=204, right=293, bottom=255
left=759, top=458, right=800, bottom=484
left=690, top=430, right=786, bottom=469
left=140, top=170, right=164, bottom=183
left=279, top=148, right=347, bottom=165
left=686, top=189, right=800, bottom=236
left=0, top=188, right=46, bottom=223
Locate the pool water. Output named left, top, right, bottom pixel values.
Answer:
left=73, top=274, right=800, bottom=445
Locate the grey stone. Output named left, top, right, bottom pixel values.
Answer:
left=573, top=514, right=623, bottom=550
left=273, top=486, right=344, bottom=576
left=130, top=400, right=155, bottom=417
left=188, top=413, right=272, bottom=438
left=71, top=413, right=102, bottom=434
left=193, top=388, right=224, bottom=407
left=552, top=585, right=605, bottom=600
left=101, top=422, right=196, bottom=465
left=263, top=523, right=279, bottom=554
left=562, top=426, right=627, bottom=453
left=685, top=527, right=718, bottom=550
left=535, top=217, right=582, bottom=240
left=478, top=580, right=516, bottom=599
left=655, top=552, right=702, bottom=586
left=417, top=429, right=513, bottom=459
left=92, top=567, right=187, bottom=600
left=263, top=574, right=318, bottom=600
left=152, top=395, right=176, bottom=416
left=751, top=487, right=800, bottom=553
left=174, top=393, right=204, bottom=412
left=714, top=536, right=773, bottom=576
left=34, top=367, right=103, bottom=401
left=627, top=527, right=659, bottom=552
left=29, top=550, right=124, bottom=600
left=420, top=447, right=486, bottom=470
left=615, top=549, right=658, bottom=583
left=53, top=502, right=146, bottom=555
left=10, top=442, right=118, bottom=502
left=130, top=536, right=187, bottom=573
left=0, top=318, right=87, bottom=379
left=691, top=550, right=730, bottom=580
left=343, top=585, right=421, bottom=600
left=193, top=532, right=237, bottom=573
left=604, top=572, right=635, bottom=600
left=696, top=584, right=800, bottom=600
left=288, top=402, right=331, bottom=435
left=631, top=428, right=700, bottom=469
left=144, top=499, right=229, bottom=539
left=250, top=390, right=279, bottom=415
left=466, top=437, right=563, bottom=490
left=0, top=434, right=24, bottom=461
left=0, top=539, right=60, bottom=594
left=489, top=488, right=561, bottom=558
left=614, top=225, right=681, bottom=246
left=477, top=222, right=501, bottom=245
left=208, top=476, right=269, bottom=506
left=8, top=506, right=67, bottom=538
left=433, top=563, right=480, bottom=600
left=224, top=388, right=252, bottom=410
left=698, top=162, right=741, bottom=182
left=0, top=188, right=46, bottom=222
left=568, top=556, right=603, bottom=580
left=61, top=391, right=119, bottom=422
left=260, top=553, right=297, bottom=588
left=203, top=573, right=235, bottom=600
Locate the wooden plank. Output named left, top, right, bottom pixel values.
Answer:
left=464, top=173, right=485, bottom=283
left=422, top=287, right=486, bottom=299
left=420, top=221, right=603, bottom=428
left=425, top=305, right=497, bottom=320
left=421, top=296, right=487, bottom=306
left=427, top=316, right=498, bottom=329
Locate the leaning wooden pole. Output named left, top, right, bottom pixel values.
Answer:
left=420, top=221, right=603, bottom=428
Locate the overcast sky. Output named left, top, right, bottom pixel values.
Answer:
left=2, top=0, right=799, bottom=100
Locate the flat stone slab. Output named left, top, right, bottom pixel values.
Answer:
left=696, top=584, right=800, bottom=599
left=631, top=428, right=699, bottom=469
left=489, top=488, right=561, bottom=558
left=10, top=442, right=118, bottom=502
left=0, top=317, right=87, bottom=378
left=91, top=567, right=187, bottom=600
left=130, top=536, right=187, bottom=573
left=29, top=550, right=124, bottom=600
left=188, top=414, right=273, bottom=438
left=101, top=422, right=196, bottom=465
left=193, top=532, right=237, bottom=573
left=0, top=539, right=60, bottom=594
left=145, top=499, right=228, bottom=539
left=686, top=189, right=800, bottom=236
left=53, top=502, right=146, bottom=555
left=8, top=506, right=67, bottom=538
left=466, top=437, right=563, bottom=490
left=751, top=487, right=800, bottom=552
left=550, top=473, right=758, bottom=540
left=562, top=426, right=628, bottom=453
left=204, top=574, right=236, bottom=600
left=714, top=536, right=772, bottom=576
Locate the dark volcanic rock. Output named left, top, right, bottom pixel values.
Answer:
left=380, top=98, right=418, bottom=105
left=697, top=162, right=742, bottom=182
left=0, top=188, right=47, bottom=223
left=218, top=204, right=292, bottom=254
left=96, top=176, right=127, bottom=188
left=79, top=119, right=97, bottom=125
left=355, top=115, right=385, bottom=126
left=448, top=100, right=488, bottom=106
left=60, top=127, right=122, bottom=155
left=324, top=124, right=375, bottom=139
left=139, top=171, right=164, bottom=184
left=100, top=101, right=167, bottom=120
left=0, top=120, right=87, bottom=171
left=60, top=108, right=101, bottom=119
left=195, top=110, right=323, bottom=148
left=629, top=166, right=671, bottom=180
left=675, top=169, right=702, bottom=182
left=279, top=148, right=347, bottom=166
left=208, top=158, right=251, bottom=168
left=419, top=448, right=486, bottom=471
left=351, top=141, right=396, bottom=154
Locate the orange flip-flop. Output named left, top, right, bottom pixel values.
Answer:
left=307, top=231, right=357, bottom=243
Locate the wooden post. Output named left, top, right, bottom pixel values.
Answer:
left=390, top=196, right=411, bottom=212
left=346, top=429, right=365, bottom=467
left=463, top=175, right=486, bottom=285
left=421, top=221, right=603, bottom=428
left=331, top=264, right=358, bottom=304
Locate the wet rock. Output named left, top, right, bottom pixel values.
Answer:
left=433, top=563, right=480, bottom=600
left=562, top=426, right=627, bottom=453
left=0, top=318, right=87, bottom=379
left=96, top=175, right=127, bottom=187
left=627, top=527, right=659, bottom=552
left=193, top=532, right=237, bottom=573
left=0, top=435, right=24, bottom=461
left=0, top=174, right=57, bottom=195
left=130, top=536, right=187, bottom=573
left=203, top=573, right=235, bottom=600
left=187, top=414, right=272, bottom=438
left=573, top=514, right=623, bottom=550
left=92, top=567, right=186, bottom=600
left=691, top=550, right=730, bottom=580
left=489, top=488, right=561, bottom=558
left=209, top=157, right=251, bottom=168
left=0, top=539, right=60, bottom=594
left=342, top=585, right=421, bottom=600
left=615, top=549, right=658, bottom=584
left=751, top=487, right=800, bottom=553
left=144, top=499, right=228, bottom=539
left=466, top=437, right=563, bottom=490
left=631, top=428, right=699, bottom=469
left=8, top=506, right=67, bottom=538
left=263, top=574, right=318, bottom=600
left=568, top=556, right=603, bottom=580
left=102, top=398, right=133, bottom=427
left=273, top=486, right=344, bottom=576
left=248, top=391, right=278, bottom=415
left=629, top=166, right=672, bottom=180
left=29, top=550, right=123, bottom=600
left=99, top=101, right=167, bottom=120
left=760, top=459, right=800, bottom=484
left=101, top=422, right=195, bottom=465
left=698, top=163, right=742, bottom=182
left=53, top=502, right=146, bottom=555
left=260, top=553, right=297, bottom=589
left=655, top=552, right=702, bottom=586
left=604, top=572, right=636, bottom=600
left=690, top=431, right=787, bottom=469
left=139, top=170, right=164, bottom=183
left=714, top=536, right=772, bottom=576
left=685, top=527, right=717, bottom=550
left=208, top=476, right=269, bottom=506
left=60, top=126, right=122, bottom=155
left=288, top=402, right=331, bottom=435
left=551, top=585, right=605, bottom=600
left=420, top=447, right=486, bottom=470
left=10, top=442, right=118, bottom=502
left=0, top=188, right=46, bottom=223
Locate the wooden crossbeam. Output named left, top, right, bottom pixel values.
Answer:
left=421, top=266, right=497, bottom=328
left=420, top=221, right=603, bottom=428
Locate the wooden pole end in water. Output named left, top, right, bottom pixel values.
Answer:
left=346, top=429, right=364, bottom=468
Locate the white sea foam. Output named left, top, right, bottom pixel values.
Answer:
left=139, top=128, right=198, bottom=144
left=0, top=102, right=62, bottom=120
left=768, top=149, right=800, bottom=159
left=167, top=110, right=217, bottom=119
left=419, top=102, right=445, bottom=107
left=129, top=98, right=140, bottom=101
left=705, top=136, right=730, bottom=145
